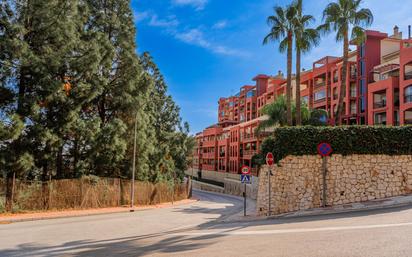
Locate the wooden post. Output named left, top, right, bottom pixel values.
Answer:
left=10, top=172, right=15, bottom=212
left=48, top=174, right=52, bottom=209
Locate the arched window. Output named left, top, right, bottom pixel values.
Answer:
left=405, top=85, right=412, bottom=103
left=405, top=61, right=412, bottom=80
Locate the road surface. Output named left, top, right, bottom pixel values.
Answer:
left=1, top=190, right=412, bottom=257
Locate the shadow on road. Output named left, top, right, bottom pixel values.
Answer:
left=1, top=190, right=411, bottom=257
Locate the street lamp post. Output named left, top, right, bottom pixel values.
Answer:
left=130, top=111, right=138, bottom=212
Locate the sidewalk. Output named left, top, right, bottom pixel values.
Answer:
left=276, top=194, right=412, bottom=219
left=233, top=194, right=412, bottom=222
left=0, top=198, right=198, bottom=224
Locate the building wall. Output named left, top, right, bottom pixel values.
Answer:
left=194, top=28, right=412, bottom=182
left=257, top=155, right=412, bottom=216
left=400, top=40, right=412, bottom=124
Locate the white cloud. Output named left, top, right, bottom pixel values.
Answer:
left=171, top=0, right=208, bottom=11
left=149, top=14, right=179, bottom=28
left=174, top=29, right=249, bottom=57
left=212, top=20, right=228, bottom=30
left=134, top=11, right=150, bottom=23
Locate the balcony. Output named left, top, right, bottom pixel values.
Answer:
left=243, top=150, right=258, bottom=159
left=373, top=100, right=386, bottom=109
left=314, top=81, right=325, bottom=88
left=241, top=133, right=257, bottom=141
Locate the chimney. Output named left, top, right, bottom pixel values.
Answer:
left=409, top=25, right=411, bottom=39
left=392, top=25, right=402, bottom=39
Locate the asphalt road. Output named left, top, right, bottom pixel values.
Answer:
left=1, top=190, right=412, bottom=257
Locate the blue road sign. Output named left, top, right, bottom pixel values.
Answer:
left=241, top=174, right=251, bottom=184
left=317, top=142, right=332, bottom=157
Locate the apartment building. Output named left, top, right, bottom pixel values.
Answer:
left=194, top=27, right=412, bottom=175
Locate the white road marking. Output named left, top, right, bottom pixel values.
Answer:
left=173, top=222, right=412, bottom=236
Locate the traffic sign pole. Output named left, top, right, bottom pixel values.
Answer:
left=317, top=143, right=332, bottom=207
left=268, top=168, right=271, bottom=216
left=244, top=183, right=247, bottom=217
left=322, top=156, right=327, bottom=207
left=266, top=152, right=274, bottom=216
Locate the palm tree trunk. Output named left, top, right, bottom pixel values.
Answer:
left=335, top=29, right=349, bottom=125
left=286, top=32, right=293, bottom=126
left=296, top=47, right=302, bottom=126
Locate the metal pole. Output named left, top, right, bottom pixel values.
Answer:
left=322, top=157, right=327, bottom=208
left=268, top=168, right=271, bottom=216
left=130, top=111, right=138, bottom=212
left=244, top=183, right=247, bottom=216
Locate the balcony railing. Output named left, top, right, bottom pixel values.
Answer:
left=243, top=150, right=258, bottom=157
left=405, top=95, right=412, bottom=103
left=242, top=134, right=257, bottom=141
left=315, top=81, right=325, bottom=88
left=373, top=100, right=386, bottom=109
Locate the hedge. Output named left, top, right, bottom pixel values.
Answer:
left=257, top=126, right=412, bottom=164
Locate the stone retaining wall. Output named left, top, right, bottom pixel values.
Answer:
left=257, top=155, right=412, bottom=216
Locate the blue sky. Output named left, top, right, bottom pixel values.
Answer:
left=131, top=0, right=412, bottom=133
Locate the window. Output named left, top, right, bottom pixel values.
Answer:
left=404, top=61, right=412, bottom=80
left=246, top=90, right=256, bottom=98
left=302, top=96, right=309, bottom=104
left=229, top=102, right=234, bottom=107
left=350, top=101, right=357, bottom=114
left=405, top=110, right=412, bottom=125
left=405, top=86, right=412, bottom=103
left=373, top=91, right=386, bottom=109
left=350, top=83, right=357, bottom=97
left=314, top=90, right=326, bottom=101
left=374, top=112, right=387, bottom=125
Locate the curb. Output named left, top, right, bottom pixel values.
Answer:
left=219, top=200, right=412, bottom=224
left=0, top=198, right=199, bottom=224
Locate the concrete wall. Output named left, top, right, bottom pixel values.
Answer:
left=192, top=180, right=224, bottom=194
left=257, top=154, right=412, bottom=216
left=186, top=169, right=259, bottom=199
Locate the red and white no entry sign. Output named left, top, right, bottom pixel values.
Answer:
left=241, top=165, right=251, bottom=175
left=266, top=152, right=274, bottom=166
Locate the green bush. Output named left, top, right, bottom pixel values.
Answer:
left=257, top=126, right=412, bottom=163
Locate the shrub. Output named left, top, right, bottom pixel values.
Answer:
left=257, top=126, right=412, bottom=163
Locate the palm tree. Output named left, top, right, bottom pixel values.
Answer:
left=319, top=0, right=373, bottom=125
left=293, top=0, right=320, bottom=126
left=256, top=95, right=327, bottom=133
left=263, top=4, right=297, bottom=126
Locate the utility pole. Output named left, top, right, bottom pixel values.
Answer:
left=130, top=111, right=138, bottom=212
